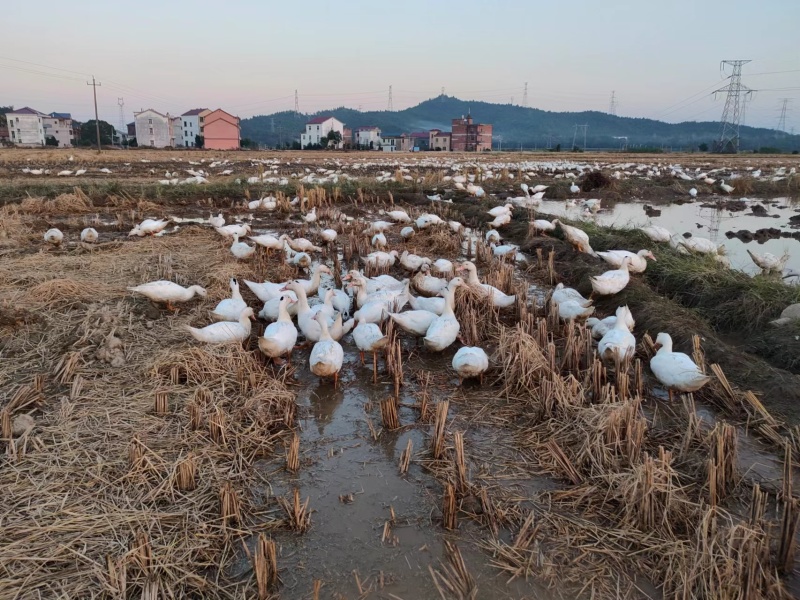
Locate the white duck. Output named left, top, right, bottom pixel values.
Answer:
left=80, top=227, right=98, bottom=243
left=719, top=180, right=734, bottom=194
left=282, top=281, right=332, bottom=342
left=415, top=213, right=444, bottom=230
left=387, top=210, right=411, bottom=223
left=282, top=235, right=322, bottom=253
left=231, top=233, right=255, bottom=260
left=413, top=264, right=449, bottom=297
left=129, top=219, right=171, bottom=237
left=596, top=249, right=656, bottom=273
left=362, top=250, right=399, bottom=268
left=389, top=309, right=439, bottom=337
left=401, top=226, right=415, bottom=240
left=452, top=347, right=489, bottom=384
left=485, top=229, right=501, bottom=244
left=489, top=213, right=511, bottom=229
left=345, top=271, right=405, bottom=294
left=679, top=237, right=718, bottom=255
left=590, top=258, right=632, bottom=296
left=552, top=283, right=591, bottom=307
left=650, top=332, right=711, bottom=400
left=44, top=228, right=64, bottom=246
left=309, top=313, right=344, bottom=387
left=747, top=250, right=789, bottom=274
left=531, top=220, right=556, bottom=235
left=569, top=183, right=580, bottom=194
left=216, top=223, right=251, bottom=238
left=432, top=258, right=454, bottom=277
left=303, top=207, right=317, bottom=224
left=294, top=264, right=331, bottom=296
left=249, top=233, right=283, bottom=251
left=408, top=277, right=464, bottom=315
left=209, top=213, right=225, bottom=228
left=258, top=295, right=298, bottom=361
left=587, top=306, right=635, bottom=340
left=259, top=290, right=299, bottom=321
left=353, top=318, right=388, bottom=365
left=318, top=286, right=351, bottom=317
left=211, top=278, right=248, bottom=321
left=329, top=312, right=355, bottom=342
left=371, top=232, right=388, bottom=249
left=187, top=307, right=254, bottom=344
left=556, top=299, right=595, bottom=321
left=487, top=203, right=513, bottom=218
left=553, top=220, right=596, bottom=255
left=320, top=228, right=338, bottom=243
left=491, top=242, right=518, bottom=259
left=457, top=261, right=516, bottom=308
left=597, top=306, right=637, bottom=364
left=127, top=280, right=207, bottom=310
left=639, top=225, right=672, bottom=243
left=400, top=250, right=431, bottom=272
left=423, top=284, right=462, bottom=352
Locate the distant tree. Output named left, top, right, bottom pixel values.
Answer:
left=240, top=138, right=255, bottom=149
left=128, top=137, right=138, bottom=147
left=554, top=143, right=561, bottom=152
left=195, top=134, right=204, bottom=148
left=291, top=141, right=301, bottom=150
left=369, top=140, right=374, bottom=149
left=45, top=135, right=59, bottom=147
left=698, top=142, right=709, bottom=152
left=326, top=130, right=342, bottom=147
left=78, top=120, right=114, bottom=146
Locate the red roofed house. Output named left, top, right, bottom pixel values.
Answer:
left=203, top=109, right=240, bottom=150
left=301, top=116, right=345, bottom=149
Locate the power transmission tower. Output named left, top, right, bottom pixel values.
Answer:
left=777, top=98, right=791, bottom=132
left=441, top=86, right=445, bottom=99
left=271, top=117, right=275, bottom=133
left=294, top=90, right=300, bottom=118
left=608, top=91, right=617, bottom=115
left=511, top=96, right=514, bottom=105
left=714, top=60, right=753, bottom=153
left=87, top=76, right=102, bottom=152
left=522, top=82, right=528, bottom=107
left=387, top=85, right=393, bottom=111
left=117, top=97, right=125, bottom=136
left=572, top=124, right=588, bottom=150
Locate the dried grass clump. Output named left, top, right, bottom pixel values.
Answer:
left=405, top=226, right=461, bottom=256
left=27, top=277, right=122, bottom=308
left=19, top=190, right=94, bottom=214
left=493, top=325, right=550, bottom=400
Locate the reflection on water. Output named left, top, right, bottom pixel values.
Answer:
left=536, top=197, right=800, bottom=275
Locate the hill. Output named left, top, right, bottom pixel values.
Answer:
left=240, top=95, right=800, bottom=152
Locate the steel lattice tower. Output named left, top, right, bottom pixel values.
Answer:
left=294, top=90, right=300, bottom=118
left=522, top=82, right=528, bottom=107
left=608, top=91, right=617, bottom=115
left=714, top=60, right=753, bottom=153
left=387, top=85, right=393, bottom=111
left=117, top=98, right=125, bottom=133
left=777, top=98, right=790, bottom=132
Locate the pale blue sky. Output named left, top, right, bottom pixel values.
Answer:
left=3, top=0, right=798, bottom=130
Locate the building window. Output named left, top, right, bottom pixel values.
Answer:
left=149, top=128, right=154, bottom=134
left=184, top=121, right=187, bottom=127
left=150, top=140, right=155, bottom=146
left=10, top=131, right=14, bottom=139
left=148, top=118, right=152, bottom=124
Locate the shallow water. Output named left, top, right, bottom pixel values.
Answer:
left=536, top=198, right=800, bottom=276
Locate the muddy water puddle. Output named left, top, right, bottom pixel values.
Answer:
left=536, top=198, right=800, bottom=275
left=258, top=345, right=555, bottom=598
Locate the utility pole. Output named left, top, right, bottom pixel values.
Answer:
left=777, top=98, right=791, bottom=132
left=294, top=90, right=300, bottom=118
left=608, top=91, right=617, bottom=116
left=714, top=60, right=753, bottom=153
left=522, top=82, right=528, bottom=107
left=387, top=85, right=393, bottom=111
left=117, top=97, right=124, bottom=138
left=87, top=76, right=102, bottom=152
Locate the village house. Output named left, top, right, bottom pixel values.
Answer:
left=203, top=109, right=241, bottom=150
left=399, top=131, right=430, bottom=152
left=451, top=113, right=492, bottom=152
left=180, top=108, right=210, bottom=147
left=355, top=126, right=381, bottom=149
left=6, top=107, right=46, bottom=146
left=379, top=133, right=401, bottom=152
left=134, top=109, right=175, bottom=148
left=300, top=116, right=345, bottom=149
left=429, top=129, right=451, bottom=151
left=42, top=112, right=75, bottom=147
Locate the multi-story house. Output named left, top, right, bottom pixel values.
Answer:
left=430, top=129, right=451, bottom=151
left=180, top=108, right=210, bottom=147
left=300, top=116, right=345, bottom=149
left=42, top=112, right=75, bottom=147
left=203, top=109, right=240, bottom=150
left=6, top=107, right=45, bottom=146
left=380, top=134, right=401, bottom=152
left=133, top=109, right=174, bottom=148
left=451, top=113, right=492, bottom=152
left=355, top=126, right=382, bottom=149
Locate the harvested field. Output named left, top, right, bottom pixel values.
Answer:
left=2, top=149, right=800, bottom=598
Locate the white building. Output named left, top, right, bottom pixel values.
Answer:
left=133, top=109, right=173, bottom=148
left=6, top=107, right=45, bottom=146
left=300, top=116, right=345, bottom=149
left=172, top=116, right=183, bottom=147
left=180, top=108, right=209, bottom=147
left=380, top=134, right=400, bottom=152
left=355, top=126, right=381, bottom=149
left=42, top=112, right=75, bottom=147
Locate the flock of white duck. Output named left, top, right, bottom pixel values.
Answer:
left=89, top=188, right=712, bottom=399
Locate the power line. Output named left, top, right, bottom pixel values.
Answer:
left=0, top=55, right=91, bottom=77
left=714, top=60, right=754, bottom=153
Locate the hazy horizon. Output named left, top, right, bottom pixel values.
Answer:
left=3, top=0, right=798, bottom=131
